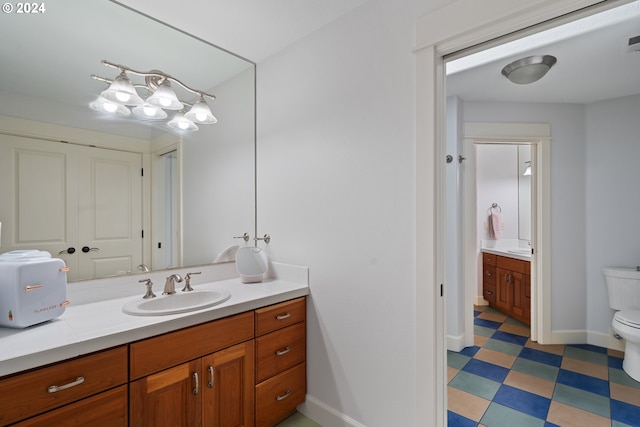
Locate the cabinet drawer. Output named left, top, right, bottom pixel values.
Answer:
left=0, top=346, right=127, bottom=426
left=130, top=311, right=254, bottom=379
left=482, top=252, right=497, bottom=266
left=10, top=385, right=128, bottom=427
left=256, top=322, right=306, bottom=383
left=497, top=255, right=530, bottom=274
left=255, top=297, right=306, bottom=336
left=256, top=362, right=306, bottom=427
left=483, top=283, right=496, bottom=305
left=483, top=265, right=496, bottom=285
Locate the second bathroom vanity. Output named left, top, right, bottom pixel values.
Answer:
left=482, top=249, right=531, bottom=325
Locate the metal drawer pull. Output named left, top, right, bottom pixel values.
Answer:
left=48, top=376, right=85, bottom=393
left=193, top=372, right=199, bottom=395
left=275, top=346, right=291, bottom=356
left=276, top=390, right=292, bottom=401
left=207, top=366, right=214, bottom=388
left=276, top=312, right=291, bottom=320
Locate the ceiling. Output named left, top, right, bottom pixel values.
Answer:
left=118, top=0, right=370, bottom=62
left=446, top=1, right=640, bottom=104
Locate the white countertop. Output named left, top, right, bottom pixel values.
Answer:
left=0, top=262, right=309, bottom=377
left=481, top=239, right=532, bottom=262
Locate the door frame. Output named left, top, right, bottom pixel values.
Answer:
left=413, top=0, right=627, bottom=425
left=462, top=123, right=551, bottom=348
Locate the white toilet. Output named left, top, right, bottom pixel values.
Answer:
left=604, top=267, right=640, bottom=382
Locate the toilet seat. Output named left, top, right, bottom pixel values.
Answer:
left=614, top=310, right=640, bottom=329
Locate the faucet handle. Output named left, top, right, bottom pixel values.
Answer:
left=138, top=278, right=156, bottom=299
left=183, top=271, right=201, bottom=292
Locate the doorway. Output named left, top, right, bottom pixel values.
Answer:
left=458, top=124, right=552, bottom=349
left=414, top=0, right=635, bottom=425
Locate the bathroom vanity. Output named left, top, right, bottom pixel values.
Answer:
left=482, top=251, right=531, bottom=325
left=0, top=263, right=308, bottom=427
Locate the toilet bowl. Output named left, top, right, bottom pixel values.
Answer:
left=604, top=267, right=640, bottom=382
left=612, top=310, right=640, bottom=381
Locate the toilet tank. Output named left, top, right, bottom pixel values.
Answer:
left=604, top=267, right=640, bottom=310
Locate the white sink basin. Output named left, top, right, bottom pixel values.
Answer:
left=122, top=289, right=231, bottom=316
left=507, top=249, right=531, bottom=255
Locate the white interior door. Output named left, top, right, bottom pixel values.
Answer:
left=77, top=145, right=143, bottom=280
left=0, top=135, right=142, bottom=280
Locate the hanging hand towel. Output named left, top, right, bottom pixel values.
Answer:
left=489, top=212, right=502, bottom=240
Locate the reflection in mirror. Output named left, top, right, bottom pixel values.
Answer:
left=0, top=0, right=256, bottom=281
left=517, top=145, right=531, bottom=241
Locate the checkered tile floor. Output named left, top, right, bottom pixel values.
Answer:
left=447, top=306, right=640, bottom=427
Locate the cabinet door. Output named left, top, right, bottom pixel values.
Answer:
left=130, top=360, right=202, bottom=427
left=203, top=341, right=255, bottom=427
left=495, top=267, right=514, bottom=313
left=512, top=272, right=531, bottom=324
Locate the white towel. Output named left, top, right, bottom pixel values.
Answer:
left=489, top=212, right=502, bottom=240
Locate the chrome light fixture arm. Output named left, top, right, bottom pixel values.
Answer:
left=100, top=59, right=216, bottom=100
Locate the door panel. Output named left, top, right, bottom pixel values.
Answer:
left=78, top=146, right=142, bottom=279
left=0, top=135, right=142, bottom=280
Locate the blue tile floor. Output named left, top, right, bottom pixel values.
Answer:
left=447, top=306, right=640, bottom=427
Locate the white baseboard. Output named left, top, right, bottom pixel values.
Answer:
left=589, top=329, right=626, bottom=352
left=298, top=395, right=366, bottom=427
left=474, top=296, right=489, bottom=306
left=550, top=329, right=626, bottom=352
left=447, top=333, right=466, bottom=352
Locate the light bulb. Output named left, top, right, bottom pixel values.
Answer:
left=115, top=92, right=131, bottom=103
left=103, top=102, right=118, bottom=113
left=143, top=106, right=157, bottom=117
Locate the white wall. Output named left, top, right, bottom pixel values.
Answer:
left=182, top=69, right=255, bottom=265
left=446, top=97, right=464, bottom=341
left=256, top=0, right=451, bottom=425
left=462, top=101, right=588, bottom=332
left=476, top=145, right=520, bottom=241
left=585, top=94, right=640, bottom=335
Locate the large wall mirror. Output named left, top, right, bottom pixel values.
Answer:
left=0, top=0, right=256, bottom=281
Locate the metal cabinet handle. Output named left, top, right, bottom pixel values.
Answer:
left=207, top=366, right=214, bottom=388
left=485, top=270, right=492, bottom=277
left=48, top=376, right=85, bottom=393
left=486, top=290, right=493, bottom=295
left=275, top=346, right=291, bottom=356
left=193, top=372, right=199, bottom=395
left=276, top=312, right=291, bottom=320
left=276, top=390, right=292, bottom=401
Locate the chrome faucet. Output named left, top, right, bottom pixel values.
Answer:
left=163, top=274, right=183, bottom=295
left=182, top=272, right=201, bottom=292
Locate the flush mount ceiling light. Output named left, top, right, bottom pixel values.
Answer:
left=90, top=60, right=218, bottom=132
left=501, top=55, right=557, bottom=84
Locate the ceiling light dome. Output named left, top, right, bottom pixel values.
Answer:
left=185, top=95, right=217, bottom=124
left=168, top=112, right=198, bottom=131
left=501, top=55, right=557, bottom=84
left=100, top=71, right=144, bottom=106
left=132, top=103, right=168, bottom=120
left=146, top=80, right=183, bottom=110
left=89, top=97, right=131, bottom=116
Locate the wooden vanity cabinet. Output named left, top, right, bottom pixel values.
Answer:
left=1, top=296, right=307, bottom=427
left=255, top=298, right=307, bottom=427
left=129, top=312, right=255, bottom=427
left=0, top=346, right=128, bottom=427
left=483, top=252, right=531, bottom=325
left=482, top=253, right=497, bottom=306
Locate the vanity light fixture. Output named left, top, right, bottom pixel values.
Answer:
left=90, top=60, right=217, bottom=132
left=501, top=55, right=557, bottom=84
